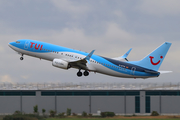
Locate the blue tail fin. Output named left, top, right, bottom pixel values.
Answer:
left=130, top=42, right=171, bottom=71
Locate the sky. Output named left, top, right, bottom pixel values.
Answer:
left=0, top=0, right=180, bottom=84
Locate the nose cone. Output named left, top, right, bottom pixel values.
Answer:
left=8, top=42, right=13, bottom=45
left=8, top=42, right=15, bottom=49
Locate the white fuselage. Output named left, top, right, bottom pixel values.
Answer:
left=9, top=39, right=165, bottom=78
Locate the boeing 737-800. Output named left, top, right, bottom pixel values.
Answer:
left=8, top=40, right=172, bottom=78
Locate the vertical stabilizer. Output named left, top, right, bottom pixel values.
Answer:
left=131, top=42, right=171, bottom=71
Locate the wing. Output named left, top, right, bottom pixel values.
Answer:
left=68, top=50, right=95, bottom=70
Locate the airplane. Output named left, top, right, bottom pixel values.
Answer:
left=8, top=39, right=172, bottom=78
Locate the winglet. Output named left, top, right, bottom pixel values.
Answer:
left=113, top=48, right=132, bottom=61
left=121, top=48, right=132, bottom=59
left=84, top=50, right=95, bottom=62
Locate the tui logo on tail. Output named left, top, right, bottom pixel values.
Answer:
left=149, top=56, right=163, bottom=65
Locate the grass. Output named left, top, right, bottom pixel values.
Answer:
left=0, top=117, right=179, bottom=120
left=1, top=115, right=180, bottom=120
left=45, top=117, right=180, bottom=120
left=46, top=118, right=178, bottom=120
left=0, top=116, right=4, bottom=120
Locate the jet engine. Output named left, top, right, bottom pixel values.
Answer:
left=52, top=59, right=70, bottom=69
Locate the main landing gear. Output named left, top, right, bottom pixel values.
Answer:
left=84, top=70, right=89, bottom=76
left=77, top=70, right=89, bottom=77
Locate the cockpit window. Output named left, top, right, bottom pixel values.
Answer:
left=16, top=41, right=20, bottom=43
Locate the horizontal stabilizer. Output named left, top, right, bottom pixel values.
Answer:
left=159, top=71, right=173, bottom=74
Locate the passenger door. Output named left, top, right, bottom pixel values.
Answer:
left=131, top=67, right=136, bottom=75
left=24, top=41, right=30, bottom=49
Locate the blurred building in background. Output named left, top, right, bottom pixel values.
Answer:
left=0, top=82, right=180, bottom=115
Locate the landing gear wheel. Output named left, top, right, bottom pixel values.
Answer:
left=84, top=71, right=89, bottom=76
left=20, top=57, right=24, bottom=60
left=77, top=71, right=82, bottom=77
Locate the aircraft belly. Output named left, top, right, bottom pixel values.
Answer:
left=94, top=65, right=150, bottom=78
left=94, top=64, right=129, bottom=78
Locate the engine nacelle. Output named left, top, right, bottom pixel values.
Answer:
left=52, top=59, right=69, bottom=70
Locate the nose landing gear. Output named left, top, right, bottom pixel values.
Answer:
left=20, top=57, right=23, bottom=60
left=20, top=54, right=24, bottom=60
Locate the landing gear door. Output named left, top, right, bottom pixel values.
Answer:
left=24, top=41, right=30, bottom=49
left=131, top=67, right=136, bottom=75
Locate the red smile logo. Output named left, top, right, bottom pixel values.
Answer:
left=149, top=56, right=163, bottom=65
